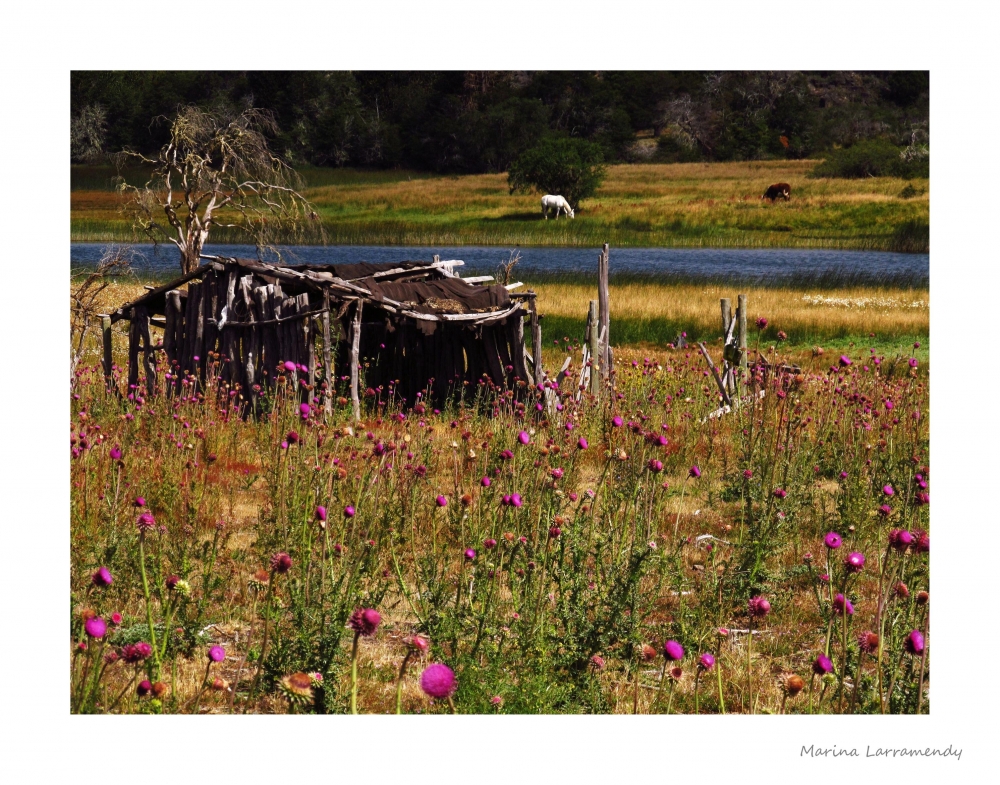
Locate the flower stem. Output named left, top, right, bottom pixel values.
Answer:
left=350, top=631, right=361, bottom=715
left=716, top=657, right=726, bottom=714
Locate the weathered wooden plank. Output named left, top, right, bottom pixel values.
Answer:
left=349, top=299, right=363, bottom=422
left=697, top=341, right=732, bottom=407
left=127, top=309, right=141, bottom=393
left=136, top=305, right=157, bottom=398
left=322, top=289, right=333, bottom=416
left=101, top=315, right=114, bottom=390
left=587, top=300, right=600, bottom=397
left=597, top=243, right=610, bottom=387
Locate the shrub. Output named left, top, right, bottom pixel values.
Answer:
left=810, top=139, right=929, bottom=179
left=507, top=136, right=607, bottom=210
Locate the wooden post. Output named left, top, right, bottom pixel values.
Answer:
left=737, top=293, right=748, bottom=400
left=101, top=315, right=113, bottom=390
left=322, top=289, right=333, bottom=417
left=529, top=293, right=543, bottom=386
left=350, top=299, right=363, bottom=422
left=127, top=309, right=140, bottom=393
left=597, top=243, right=610, bottom=385
left=587, top=300, right=600, bottom=397
left=136, top=306, right=157, bottom=398
left=720, top=298, right=732, bottom=336
left=698, top=341, right=732, bottom=407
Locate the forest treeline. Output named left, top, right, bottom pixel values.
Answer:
left=70, top=71, right=928, bottom=173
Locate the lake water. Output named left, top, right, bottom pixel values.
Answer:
left=70, top=243, right=928, bottom=288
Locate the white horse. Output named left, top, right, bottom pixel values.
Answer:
left=541, top=194, right=575, bottom=219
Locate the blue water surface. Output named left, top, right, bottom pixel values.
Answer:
left=70, top=243, right=928, bottom=287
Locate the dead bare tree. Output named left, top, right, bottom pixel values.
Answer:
left=71, top=245, right=137, bottom=387
left=116, top=105, right=323, bottom=275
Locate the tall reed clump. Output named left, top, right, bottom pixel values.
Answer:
left=69, top=321, right=928, bottom=713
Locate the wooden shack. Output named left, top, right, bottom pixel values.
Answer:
left=103, top=256, right=545, bottom=417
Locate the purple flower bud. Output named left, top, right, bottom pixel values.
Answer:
left=518, top=430, right=530, bottom=445
left=481, top=477, right=491, bottom=487
left=612, top=416, right=623, bottom=427
left=882, top=484, right=894, bottom=497
left=748, top=595, right=771, bottom=618
left=92, top=567, right=113, bottom=588
left=812, top=654, right=834, bottom=675
left=688, top=465, right=701, bottom=478
left=436, top=495, right=448, bottom=507
left=464, top=548, right=477, bottom=561
left=315, top=505, right=327, bottom=522
left=109, top=445, right=122, bottom=461
left=344, top=505, right=356, bottom=518
left=577, top=437, right=588, bottom=450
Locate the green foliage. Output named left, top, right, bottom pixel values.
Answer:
left=507, top=137, right=607, bottom=209
left=810, top=139, right=929, bottom=179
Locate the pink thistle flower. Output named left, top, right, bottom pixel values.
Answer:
left=481, top=477, right=491, bottom=487
left=133, top=496, right=146, bottom=508
left=84, top=617, right=107, bottom=639
left=548, top=526, right=562, bottom=539
left=812, top=654, right=833, bottom=675
left=510, top=493, right=523, bottom=508
left=832, top=593, right=854, bottom=616
left=283, top=361, right=297, bottom=372
left=348, top=608, right=381, bottom=637
left=109, top=445, right=122, bottom=460
left=839, top=355, right=852, bottom=366
left=882, top=484, right=894, bottom=496
left=909, top=358, right=918, bottom=368
left=612, top=416, right=623, bottom=427
left=577, top=437, right=588, bottom=450
left=773, top=488, right=787, bottom=498
left=270, top=552, right=293, bottom=574
left=904, top=630, right=925, bottom=655
left=315, top=505, right=327, bottom=522
left=589, top=655, right=606, bottom=671
left=756, top=317, right=768, bottom=329
left=824, top=531, right=842, bottom=549
left=464, top=548, right=477, bottom=561
left=420, top=663, right=457, bottom=699
left=436, top=495, right=448, bottom=507
left=878, top=504, right=892, bottom=517
left=663, top=640, right=685, bottom=661
left=648, top=459, right=663, bottom=473
left=137, top=680, right=152, bottom=697
left=484, top=538, right=497, bottom=549
left=518, top=430, right=530, bottom=445
left=688, top=465, right=701, bottom=478
left=136, top=512, right=156, bottom=531
left=844, top=552, right=865, bottom=573
left=208, top=645, right=226, bottom=663
left=889, top=529, right=913, bottom=552
left=344, top=505, right=356, bottom=518
left=92, top=567, right=113, bottom=588
left=748, top=595, right=771, bottom=618
left=698, top=652, right=716, bottom=671
left=299, top=403, right=311, bottom=419
left=111, top=613, right=122, bottom=626
left=406, top=635, right=430, bottom=654
left=914, top=530, right=929, bottom=554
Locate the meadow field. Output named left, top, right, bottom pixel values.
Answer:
left=71, top=161, right=929, bottom=252
left=70, top=273, right=930, bottom=714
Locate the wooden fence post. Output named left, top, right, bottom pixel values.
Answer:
left=322, top=289, right=333, bottom=417
left=737, top=293, right=748, bottom=399
left=350, top=299, right=363, bottom=422
left=597, top=243, right=610, bottom=386
left=101, top=315, right=113, bottom=390
left=588, top=300, right=600, bottom=397
left=529, top=294, right=543, bottom=386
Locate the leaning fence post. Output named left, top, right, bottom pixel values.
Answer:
left=587, top=300, right=600, bottom=397
left=737, top=293, right=748, bottom=400
left=350, top=299, right=363, bottom=422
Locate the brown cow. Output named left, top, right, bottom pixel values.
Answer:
left=761, top=183, right=791, bottom=201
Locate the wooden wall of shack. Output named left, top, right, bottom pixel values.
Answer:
left=106, top=258, right=536, bottom=415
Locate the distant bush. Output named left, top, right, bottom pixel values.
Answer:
left=508, top=137, right=607, bottom=210
left=810, top=139, right=929, bottom=179
left=654, top=130, right=701, bottom=163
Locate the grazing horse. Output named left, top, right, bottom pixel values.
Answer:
left=761, top=183, right=791, bottom=201
left=541, top=194, right=575, bottom=219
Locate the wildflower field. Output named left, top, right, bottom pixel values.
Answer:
left=70, top=283, right=930, bottom=715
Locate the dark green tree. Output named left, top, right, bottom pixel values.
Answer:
left=507, top=136, right=606, bottom=210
